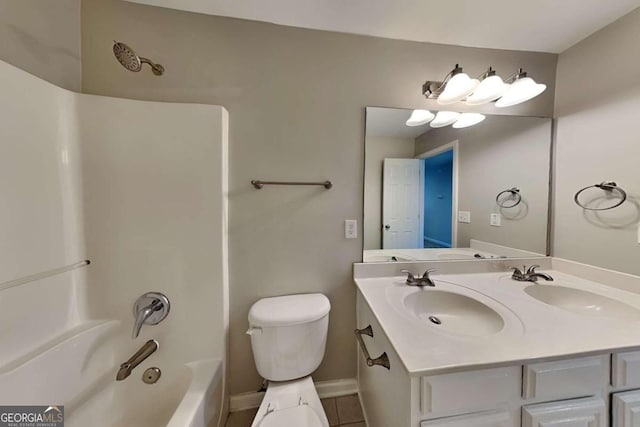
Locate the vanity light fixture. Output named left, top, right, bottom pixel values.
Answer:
left=465, top=67, right=508, bottom=106
left=495, top=68, right=547, bottom=108
left=430, top=111, right=461, bottom=128
left=405, top=109, right=435, bottom=126
left=423, top=65, right=546, bottom=107
left=452, top=113, right=486, bottom=128
left=423, top=64, right=479, bottom=106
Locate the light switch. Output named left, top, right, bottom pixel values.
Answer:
left=345, top=220, right=357, bottom=239
left=490, top=213, right=502, bottom=227
left=458, top=211, right=471, bottom=224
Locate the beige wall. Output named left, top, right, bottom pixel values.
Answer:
left=415, top=116, right=551, bottom=255
left=81, top=0, right=557, bottom=394
left=0, top=0, right=81, bottom=91
left=363, top=136, right=416, bottom=250
left=554, top=8, right=640, bottom=275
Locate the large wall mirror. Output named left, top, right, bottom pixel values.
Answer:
left=364, top=107, right=552, bottom=262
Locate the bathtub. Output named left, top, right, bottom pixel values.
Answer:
left=0, top=320, right=225, bottom=427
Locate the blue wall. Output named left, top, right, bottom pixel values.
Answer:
left=424, top=150, right=453, bottom=248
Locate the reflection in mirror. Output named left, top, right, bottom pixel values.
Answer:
left=363, top=107, right=552, bottom=262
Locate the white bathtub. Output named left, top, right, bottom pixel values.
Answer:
left=0, top=320, right=225, bottom=427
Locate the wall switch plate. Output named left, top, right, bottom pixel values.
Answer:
left=345, top=220, right=357, bottom=239
left=458, top=211, right=471, bottom=224
left=490, top=213, right=502, bottom=227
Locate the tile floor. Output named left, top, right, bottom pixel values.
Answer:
left=225, top=394, right=366, bottom=427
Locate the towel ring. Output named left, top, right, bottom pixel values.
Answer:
left=574, top=181, right=627, bottom=211
left=496, top=187, right=521, bottom=208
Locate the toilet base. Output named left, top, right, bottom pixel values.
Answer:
left=251, top=376, right=329, bottom=427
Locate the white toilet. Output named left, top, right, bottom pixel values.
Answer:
left=246, top=293, right=331, bottom=427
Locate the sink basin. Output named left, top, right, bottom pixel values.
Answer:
left=524, top=285, right=640, bottom=321
left=402, top=290, right=505, bottom=336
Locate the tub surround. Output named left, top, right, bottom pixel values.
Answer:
left=354, top=257, right=640, bottom=376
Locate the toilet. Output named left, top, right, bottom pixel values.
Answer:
left=246, top=293, right=331, bottom=427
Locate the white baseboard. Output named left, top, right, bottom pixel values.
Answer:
left=229, top=378, right=358, bottom=413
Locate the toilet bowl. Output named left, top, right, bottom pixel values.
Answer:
left=246, top=293, right=331, bottom=427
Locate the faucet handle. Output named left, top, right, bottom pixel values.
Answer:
left=526, top=265, right=541, bottom=275
left=422, top=269, right=436, bottom=278
left=509, top=266, right=525, bottom=277
left=400, top=270, right=417, bottom=285
left=132, top=292, right=170, bottom=339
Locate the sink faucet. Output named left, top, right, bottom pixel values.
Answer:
left=116, top=339, right=159, bottom=381
left=401, top=269, right=436, bottom=287
left=510, top=265, right=554, bottom=282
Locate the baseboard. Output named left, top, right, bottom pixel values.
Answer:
left=229, top=378, right=358, bottom=412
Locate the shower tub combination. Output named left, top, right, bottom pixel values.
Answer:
left=0, top=58, right=229, bottom=427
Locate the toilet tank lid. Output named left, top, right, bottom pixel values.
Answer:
left=249, top=293, right=330, bottom=327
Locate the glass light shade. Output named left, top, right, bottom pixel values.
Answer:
left=437, top=73, right=479, bottom=105
left=452, top=113, right=486, bottom=128
left=495, top=77, right=546, bottom=108
left=465, top=75, right=508, bottom=105
left=430, top=111, right=461, bottom=128
left=405, top=109, right=435, bottom=126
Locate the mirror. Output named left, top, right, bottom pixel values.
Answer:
left=363, top=107, right=552, bottom=262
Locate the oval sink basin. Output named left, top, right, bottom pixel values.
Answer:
left=403, top=290, right=505, bottom=336
left=524, top=285, right=640, bottom=321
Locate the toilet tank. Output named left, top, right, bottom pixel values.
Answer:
left=247, top=294, right=331, bottom=381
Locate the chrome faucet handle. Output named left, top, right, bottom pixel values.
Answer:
left=526, top=265, right=541, bottom=275
left=400, top=270, right=418, bottom=285
left=132, top=292, right=170, bottom=339
left=509, top=266, right=525, bottom=277
left=421, top=269, right=436, bottom=278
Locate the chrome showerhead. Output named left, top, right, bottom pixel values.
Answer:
left=113, top=41, right=164, bottom=76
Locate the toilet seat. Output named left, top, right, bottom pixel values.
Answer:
left=254, top=405, right=324, bottom=427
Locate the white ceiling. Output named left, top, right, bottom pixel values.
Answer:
left=366, top=107, right=431, bottom=139
left=126, top=0, right=640, bottom=53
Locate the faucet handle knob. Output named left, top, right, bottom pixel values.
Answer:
left=526, top=265, right=541, bottom=275
left=132, top=292, right=170, bottom=339
left=509, top=266, right=524, bottom=276
left=422, top=269, right=436, bottom=278
left=400, top=269, right=417, bottom=284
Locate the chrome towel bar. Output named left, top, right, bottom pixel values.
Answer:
left=355, top=325, right=391, bottom=370
left=574, top=181, right=627, bottom=211
left=251, top=180, right=332, bottom=189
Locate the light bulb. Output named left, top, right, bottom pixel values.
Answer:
left=466, top=75, right=508, bottom=105
left=430, top=111, right=461, bottom=128
left=495, top=77, right=546, bottom=108
left=405, top=109, right=434, bottom=126
left=437, top=73, right=479, bottom=105
left=452, top=113, right=486, bottom=128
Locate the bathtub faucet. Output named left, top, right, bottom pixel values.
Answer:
left=132, top=292, right=171, bottom=339
left=116, top=339, right=159, bottom=381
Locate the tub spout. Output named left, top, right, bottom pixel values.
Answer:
left=116, top=340, right=159, bottom=381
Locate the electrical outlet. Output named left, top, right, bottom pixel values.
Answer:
left=490, top=213, right=502, bottom=227
left=458, top=211, right=471, bottom=224
left=345, top=220, right=357, bottom=239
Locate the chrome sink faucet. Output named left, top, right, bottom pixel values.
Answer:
left=510, top=265, right=554, bottom=282
left=401, top=269, right=436, bottom=287
left=116, top=339, right=158, bottom=381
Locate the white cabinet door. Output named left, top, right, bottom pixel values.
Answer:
left=613, top=389, right=640, bottom=427
left=522, top=397, right=606, bottom=427
left=420, top=410, right=512, bottom=426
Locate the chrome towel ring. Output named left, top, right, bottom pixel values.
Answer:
left=496, top=187, right=521, bottom=208
left=574, top=181, right=627, bottom=211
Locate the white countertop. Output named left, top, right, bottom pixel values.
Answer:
left=355, top=265, right=640, bottom=377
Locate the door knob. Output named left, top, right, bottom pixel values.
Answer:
left=384, top=224, right=391, bottom=230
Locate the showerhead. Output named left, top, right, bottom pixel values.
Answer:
left=113, top=41, right=164, bottom=76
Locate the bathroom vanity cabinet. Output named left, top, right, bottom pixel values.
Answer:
left=356, top=290, right=640, bottom=427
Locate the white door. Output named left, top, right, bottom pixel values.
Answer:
left=613, top=390, right=640, bottom=427
left=382, top=159, right=421, bottom=249
left=523, top=397, right=606, bottom=427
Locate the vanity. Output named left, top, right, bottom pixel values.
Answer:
left=354, top=258, right=640, bottom=427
